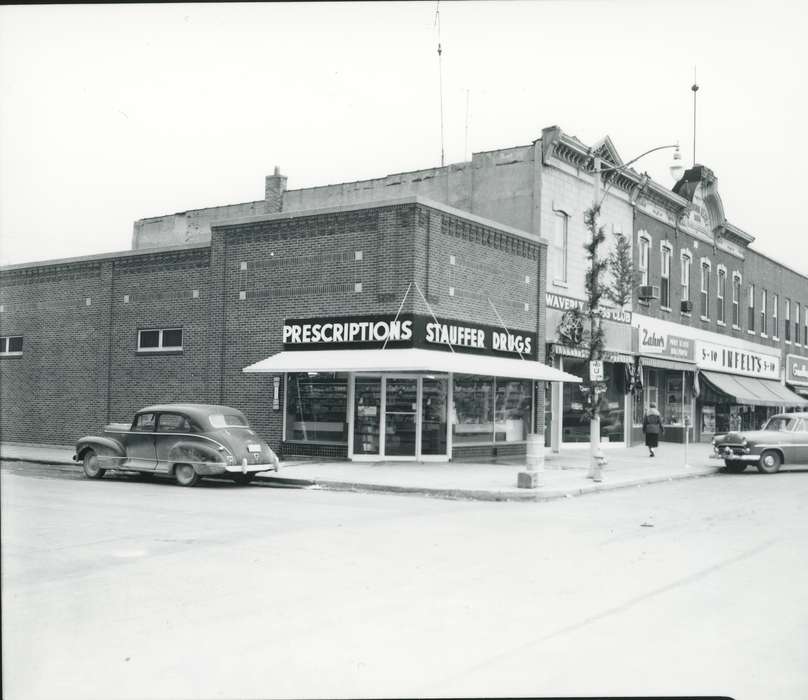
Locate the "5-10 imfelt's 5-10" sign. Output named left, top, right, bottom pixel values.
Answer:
left=283, top=314, right=536, bottom=359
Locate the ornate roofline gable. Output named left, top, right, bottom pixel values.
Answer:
left=591, top=135, right=624, bottom=170
left=671, top=165, right=754, bottom=247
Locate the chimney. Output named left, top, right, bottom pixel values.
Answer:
left=265, top=166, right=287, bottom=213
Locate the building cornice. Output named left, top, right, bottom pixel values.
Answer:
left=0, top=243, right=210, bottom=274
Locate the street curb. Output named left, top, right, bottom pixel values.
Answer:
left=254, top=467, right=721, bottom=502
left=2, top=454, right=720, bottom=501
left=0, top=455, right=76, bottom=466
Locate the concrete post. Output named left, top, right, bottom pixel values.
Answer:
left=517, top=430, right=545, bottom=488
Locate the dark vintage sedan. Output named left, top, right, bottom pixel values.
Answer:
left=74, top=404, right=280, bottom=486
left=712, top=411, right=808, bottom=474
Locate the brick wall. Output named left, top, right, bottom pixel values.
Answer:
left=1, top=201, right=549, bottom=457
left=0, top=261, right=111, bottom=443
left=633, top=210, right=808, bottom=364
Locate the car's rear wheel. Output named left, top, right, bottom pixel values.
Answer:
left=757, top=450, right=782, bottom=474
left=82, top=449, right=106, bottom=479
left=233, top=472, right=256, bottom=485
left=174, top=463, right=199, bottom=487
left=723, top=460, right=747, bottom=473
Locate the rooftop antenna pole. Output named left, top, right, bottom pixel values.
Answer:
left=464, top=89, right=470, bottom=160
left=435, top=1, right=445, bottom=167
left=691, top=66, right=699, bottom=166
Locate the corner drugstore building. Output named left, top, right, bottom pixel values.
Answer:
left=0, top=197, right=579, bottom=460
left=3, top=124, right=807, bottom=454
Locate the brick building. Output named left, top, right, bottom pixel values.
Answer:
left=1, top=197, right=578, bottom=460
left=3, top=123, right=807, bottom=455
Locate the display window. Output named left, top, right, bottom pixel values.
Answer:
left=285, top=372, right=349, bottom=445
left=632, top=367, right=693, bottom=430
left=561, top=359, right=625, bottom=443
left=452, top=375, right=532, bottom=445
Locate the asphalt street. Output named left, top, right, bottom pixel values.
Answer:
left=2, top=460, right=807, bottom=700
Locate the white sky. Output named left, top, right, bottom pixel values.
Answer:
left=1, top=0, right=807, bottom=274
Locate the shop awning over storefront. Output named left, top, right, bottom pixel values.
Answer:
left=243, top=348, right=582, bottom=383
left=701, top=371, right=808, bottom=407
left=789, top=385, right=808, bottom=398
left=640, top=356, right=697, bottom=372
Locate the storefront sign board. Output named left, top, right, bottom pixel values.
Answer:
left=545, top=292, right=632, bottom=324
left=695, top=340, right=780, bottom=380
left=282, top=314, right=537, bottom=360
left=632, top=319, right=695, bottom=362
left=786, top=353, right=808, bottom=386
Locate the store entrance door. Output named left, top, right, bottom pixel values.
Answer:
left=385, top=377, right=417, bottom=457
left=350, top=375, right=448, bottom=461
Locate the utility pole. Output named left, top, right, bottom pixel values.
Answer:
left=691, top=67, right=699, bottom=166
left=587, top=156, right=606, bottom=482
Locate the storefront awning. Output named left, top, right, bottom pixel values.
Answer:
left=640, top=356, right=697, bottom=372
left=243, top=348, right=582, bottom=383
left=701, top=371, right=808, bottom=407
left=550, top=344, right=633, bottom=364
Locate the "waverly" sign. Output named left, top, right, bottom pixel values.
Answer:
left=545, top=292, right=632, bottom=324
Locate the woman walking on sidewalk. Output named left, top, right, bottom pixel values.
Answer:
left=642, top=403, right=664, bottom=457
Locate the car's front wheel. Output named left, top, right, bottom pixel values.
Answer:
left=82, top=449, right=106, bottom=479
left=757, top=450, right=782, bottom=474
left=174, top=463, right=199, bottom=487
left=723, top=460, right=747, bottom=473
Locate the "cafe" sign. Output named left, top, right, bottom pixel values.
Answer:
left=786, top=353, right=808, bottom=386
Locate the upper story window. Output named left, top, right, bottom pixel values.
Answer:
left=138, top=328, right=183, bottom=353
left=638, top=234, right=651, bottom=286
left=785, top=299, right=791, bottom=342
left=748, top=284, right=756, bottom=331
left=716, top=267, right=727, bottom=324
left=680, top=251, right=692, bottom=303
left=772, top=293, right=779, bottom=339
left=796, top=303, right=801, bottom=345
left=551, top=209, right=569, bottom=284
left=731, top=273, right=741, bottom=328
left=660, top=244, right=672, bottom=309
left=0, top=335, right=23, bottom=356
left=760, top=289, right=768, bottom=336
left=804, top=303, right=808, bottom=345
left=700, top=261, right=711, bottom=318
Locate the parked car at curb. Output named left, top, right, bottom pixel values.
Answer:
left=712, top=411, right=808, bottom=474
left=74, top=404, right=280, bottom=486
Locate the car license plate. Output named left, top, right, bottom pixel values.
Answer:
left=247, top=443, right=262, bottom=453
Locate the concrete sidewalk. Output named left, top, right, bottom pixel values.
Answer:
left=0, top=440, right=721, bottom=501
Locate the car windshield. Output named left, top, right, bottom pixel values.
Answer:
left=208, top=413, right=249, bottom=428
left=764, top=417, right=795, bottom=432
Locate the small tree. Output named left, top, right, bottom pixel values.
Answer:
left=582, top=204, right=607, bottom=420
left=606, top=231, right=639, bottom=308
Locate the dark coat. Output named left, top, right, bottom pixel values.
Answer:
left=642, top=412, right=664, bottom=435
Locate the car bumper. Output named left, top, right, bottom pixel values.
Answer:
left=711, top=449, right=760, bottom=462
left=223, top=462, right=279, bottom=474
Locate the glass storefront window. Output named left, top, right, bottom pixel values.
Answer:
left=452, top=375, right=494, bottom=444
left=495, top=379, right=532, bottom=442
left=562, top=359, right=625, bottom=443
left=285, top=373, right=348, bottom=444
left=353, top=377, right=381, bottom=455
left=452, top=375, right=532, bottom=444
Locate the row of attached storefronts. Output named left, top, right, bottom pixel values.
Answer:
left=544, top=292, right=808, bottom=449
